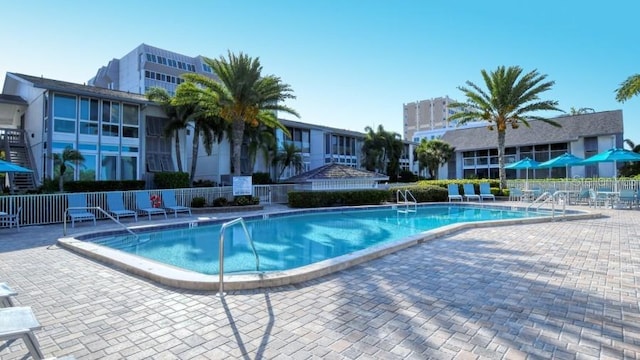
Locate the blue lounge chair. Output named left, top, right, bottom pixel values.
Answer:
left=107, top=192, right=138, bottom=222
left=462, top=183, right=481, bottom=202
left=447, top=184, right=463, bottom=202
left=0, top=306, right=44, bottom=359
left=479, top=183, right=495, bottom=202
left=67, top=194, right=96, bottom=228
left=135, top=192, right=167, bottom=220
left=508, top=188, right=523, bottom=201
left=618, top=189, right=637, bottom=209
left=161, top=190, right=192, bottom=218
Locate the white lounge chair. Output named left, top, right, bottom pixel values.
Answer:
left=0, top=306, right=44, bottom=359
left=479, top=183, right=495, bottom=202
left=0, top=283, right=17, bottom=307
left=135, top=192, right=167, bottom=220
left=67, top=194, right=96, bottom=228
left=106, top=192, right=138, bottom=222
left=161, top=190, right=192, bottom=218
left=0, top=206, right=21, bottom=230
left=462, top=183, right=481, bottom=202
left=447, top=184, right=463, bottom=202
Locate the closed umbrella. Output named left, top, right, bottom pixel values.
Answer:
left=538, top=153, right=584, bottom=190
left=577, top=148, right=640, bottom=192
left=505, top=157, right=540, bottom=189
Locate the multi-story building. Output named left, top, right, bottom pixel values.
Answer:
left=88, top=43, right=217, bottom=96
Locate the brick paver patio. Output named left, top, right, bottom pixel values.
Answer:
left=0, top=204, right=639, bottom=359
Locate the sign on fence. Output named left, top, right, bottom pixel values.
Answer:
left=232, top=176, right=253, bottom=196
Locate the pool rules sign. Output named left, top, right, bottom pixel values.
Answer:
left=232, top=176, right=253, bottom=196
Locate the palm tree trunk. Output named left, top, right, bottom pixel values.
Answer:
left=189, top=124, right=200, bottom=185
left=174, top=130, right=183, bottom=173
left=231, top=117, right=245, bottom=177
left=497, top=130, right=506, bottom=190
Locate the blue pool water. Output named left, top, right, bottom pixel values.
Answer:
left=92, top=205, right=549, bottom=275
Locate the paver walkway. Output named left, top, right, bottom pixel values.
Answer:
left=0, top=204, right=639, bottom=359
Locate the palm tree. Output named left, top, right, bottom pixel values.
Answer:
left=448, top=66, right=563, bottom=190
left=53, top=146, right=84, bottom=192
left=173, top=82, right=230, bottom=184
left=569, top=107, right=595, bottom=115
left=362, top=125, right=403, bottom=180
left=415, top=139, right=455, bottom=179
left=615, top=74, right=640, bottom=102
left=620, top=139, right=640, bottom=177
left=245, top=124, right=277, bottom=176
left=182, top=51, right=299, bottom=177
left=146, top=87, right=194, bottom=173
left=273, top=142, right=303, bottom=181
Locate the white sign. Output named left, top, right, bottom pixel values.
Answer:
left=232, top=176, right=253, bottom=196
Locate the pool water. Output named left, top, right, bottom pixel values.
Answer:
left=92, top=205, right=548, bottom=275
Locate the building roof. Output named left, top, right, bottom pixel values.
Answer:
left=440, top=110, right=623, bottom=151
left=285, top=163, right=389, bottom=183
left=0, top=94, right=27, bottom=105
left=280, top=118, right=367, bottom=138
left=8, top=73, right=151, bottom=104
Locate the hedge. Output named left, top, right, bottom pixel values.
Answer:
left=288, top=189, right=389, bottom=208
left=65, top=180, right=146, bottom=193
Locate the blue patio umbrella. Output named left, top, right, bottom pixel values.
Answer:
left=577, top=148, right=640, bottom=192
left=538, top=153, right=584, bottom=190
left=505, top=157, right=540, bottom=189
left=0, top=159, right=33, bottom=173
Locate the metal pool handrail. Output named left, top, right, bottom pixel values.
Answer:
left=63, top=206, right=137, bottom=237
left=217, top=217, right=260, bottom=297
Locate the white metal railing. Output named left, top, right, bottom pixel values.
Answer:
left=217, top=217, right=260, bottom=297
left=396, top=189, right=417, bottom=214
left=62, top=206, right=137, bottom=237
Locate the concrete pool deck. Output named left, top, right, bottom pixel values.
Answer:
left=0, top=202, right=639, bottom=359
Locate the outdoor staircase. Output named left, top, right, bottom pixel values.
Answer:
left=1, top=128, right=37, bottom=192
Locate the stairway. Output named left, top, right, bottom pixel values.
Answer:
left=1, top=129, right=37, bottom=192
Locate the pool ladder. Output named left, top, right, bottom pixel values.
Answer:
left=396, top=189, right=417, bottom=214
left=217, top=217, right=260, bottom=298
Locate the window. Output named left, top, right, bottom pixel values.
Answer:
left=120, top=156, right=137, bottom=180
left=145, top=116, right=174, bottom=172
left=122, top=104, right=139, bottom=138
left=100, top=154, right=118, bottom=180
left=53, top=94, right=77, bottom=133
left=101, top=101, right=119, bottom=137
left=79, top=98, right=99, bottom=135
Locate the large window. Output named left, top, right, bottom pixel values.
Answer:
left=145, top=116, right=174, bottom=172
left=79, top=98, right=99, bottom=135
left=53, top=94, right=76, bottom=133
left=101, top=101, right=119, bottom=137
left=122, top=104, right=139, bottom=138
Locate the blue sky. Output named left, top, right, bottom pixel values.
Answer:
left=1, top=0, right=638, bottom=143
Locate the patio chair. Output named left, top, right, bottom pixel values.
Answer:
left=508, top=188, right=523, bottom=201
left=135, top=191, right=167, bottom=220
left=618, top=189, right=637, bottom=209
left=0, top=206, right=21, bottom=230
left=588, top=189, right=608, bottom=208
left=462, top=183, right=481, bottom=202
left=161, top=190, right=192, bottom=218
left=447, top=184, right=463, bottom=202
left=478, top=183, right=495, bottom=202
left=0, top=306, right=44, bottom=359
left=67, top=194, right=96, bottom=228
left=106, top=192, right=138, bottom=222
left=575, top=188, right=591, bottom=205
left=0, top=282, right=17, bottom=307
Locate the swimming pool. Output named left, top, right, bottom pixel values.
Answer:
left=58, top=204, right=597, bottom=291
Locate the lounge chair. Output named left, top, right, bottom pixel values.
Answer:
left=618, top=189, right=637, bottom=209
left=67, top=194, right=96, bottom=228
left=447, top=184, right=463, bottom=202
left=479, top=183, right=495, bottom=202
left=107, top=192, right=138, bottom=222
left=508, top=188, right=523, bottom=201
left=161, top=190, right=192, bottom=218
left=0, top=306, right=44, bottom=359
left=135, top=191, right=167, bottom=220
left=0, top=282, right=17, bottom=307
left=462, top=183, right=481, bottom=202
left=0, top=206, right=21, bottom=230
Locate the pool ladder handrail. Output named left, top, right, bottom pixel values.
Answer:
left=396, top=189, right=417, bottom=214
left=63, top=206, right=137, bottom=237
left=217, top=217, right=260, bottom=298
left=526, top=191, right=565, bottom=218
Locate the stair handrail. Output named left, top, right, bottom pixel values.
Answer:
left=63, top=206, right=137, bottom=237
left=217, top=217, right=260, bottom=298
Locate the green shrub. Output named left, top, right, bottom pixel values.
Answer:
left=252, top=172, right=272, bottom=184
left=288, top=190, right=389, bottom=208
left=393, top=185, right=448, bottom=202
left=234, top=195, right=259, bottom=206
left=193, top=179, right=216, bottom=187
left=65, top=180, right=145, bottom=193
left=154, top=172, right=190, bottom=189
left=213, top=197, right=228, bottom=207
left=191, top=197, right=206, bottom=208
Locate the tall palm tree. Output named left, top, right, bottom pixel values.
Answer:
left=245, top=124, right=276, bottom=175
left=362, top=125, right=403, bottom=179
left=273, top=142, right=303, bottom=181
left=146, top=87, right=194, bottom=173
left=182, top=51, right=299, bottom=177
left=449, top=66, right=563, bottom=190
left=615, top=74, right=640, bottom=103
left=53, top=146, right=84, bottom=192
left=415, top=139, right=455, bottom=179
left=173, top=82, right=230, bottom=184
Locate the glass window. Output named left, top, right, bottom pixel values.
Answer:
left=79, top=155, right=96, bottom=181
left=53, top=94, right=76, bottom=118
left=100, top=155, right=118, bottom=180
left=121, top=156, right=137, bottom=180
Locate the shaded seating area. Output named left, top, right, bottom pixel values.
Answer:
left=161, top=190, right=192, bottom=218
left=447, top=184, right=463, bottom=202
left=462, top=183, right=481, bottom=202
left=479, top=183, right=495, bottom=202
left=0, top=206, right=21, bottom=230
left=135, top=191, right=167, bottom=220
left=106, top=192, right=138, bottom=222
left=67, top=194, right=96, bottom=228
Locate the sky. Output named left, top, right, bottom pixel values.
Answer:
left=1, top=0, right=639, bottom=143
